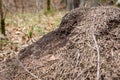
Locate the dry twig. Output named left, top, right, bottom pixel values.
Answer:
left=92, top=34, right=100, bottom=80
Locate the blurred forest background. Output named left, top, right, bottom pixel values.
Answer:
left=0, top=0, right=119, bottom=61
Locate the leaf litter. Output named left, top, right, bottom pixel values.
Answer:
left=0, top=6, right=120, bottom=80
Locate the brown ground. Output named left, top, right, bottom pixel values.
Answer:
left=0, top=6, right=120, bottom=80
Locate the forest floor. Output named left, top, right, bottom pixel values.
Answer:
left=0, top=6, right=120, bottom=80
left=0, top=10, right=66, bottom=62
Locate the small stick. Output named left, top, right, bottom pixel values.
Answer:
left=92, top=34, right=100, bottom=80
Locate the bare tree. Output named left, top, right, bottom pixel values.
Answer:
left=14, top=0, right=18, bottom=11
left=21, top=0, right=25, bottom=13
left=79, top=0, right=100, bottom=8
left=36, top=0, right=40, bottom=12
left=47, top=0, right=51, bottom=11
left=73, top=0, right=80, bottom=9
left=0, top=0, right=5, bottom=35
left=66, top=0, right=80, bottom=11
left=66, top=0, right=73, bottom=11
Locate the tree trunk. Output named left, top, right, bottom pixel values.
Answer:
left=66, top=0, right=80, bottom=11
left=14, top=0, right=18, bottom=11
left=47, top=0, right=51, bottom=11
left=73, top=0, right=80, bottom=9
left=36, top=0, right=40, bottom=12
left=79, top=0, right=100, bottom=7
left=21, top=0, right=25, bottom=13
left=0, top=0, right=5, bottom=35
left=66, top=0, right=73, bottom=11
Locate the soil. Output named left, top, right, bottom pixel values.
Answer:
left=0, top=6, right=120, bottom=80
